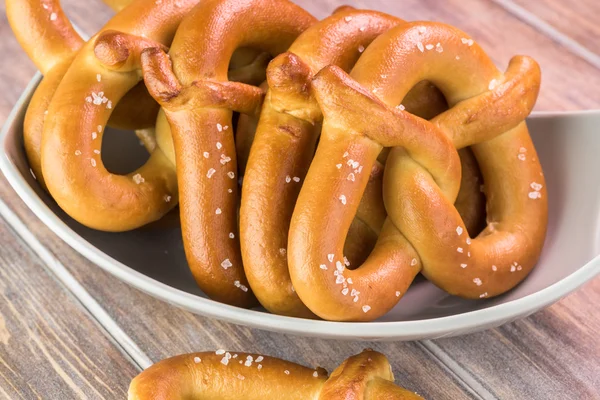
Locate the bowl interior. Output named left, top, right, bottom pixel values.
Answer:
left=3, top=81, right=600, bottom=324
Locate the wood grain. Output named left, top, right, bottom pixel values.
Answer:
left=432, top=278, right=600, bottom=399
left=1, top=0, right=600, bottom=398
left=0, top=210, right=138, bottom=398
left=510, top=0, right=600, bottom=56
left=294, top=0, right=600, bottom=111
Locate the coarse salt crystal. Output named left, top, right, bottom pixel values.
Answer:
left=132, top=173, right=144, bottom=184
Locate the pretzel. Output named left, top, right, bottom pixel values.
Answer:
left=288, top=21, right=543, bottom=321
left=6, top=0, right=162, bottom=189
left=128, top=349, right=424, bottom=399
left=239, top=9, right=485, bottom=317
left=140, top=0, right=315, bottom=306
left=36, top=0, right=212, bottom=232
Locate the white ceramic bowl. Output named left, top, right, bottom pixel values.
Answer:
left=2, top=73, right=600, bottom=340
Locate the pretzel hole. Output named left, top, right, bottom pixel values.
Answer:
left=228, top=47, right=272, bottom=87
left=99, top=126, right=149, bottom=175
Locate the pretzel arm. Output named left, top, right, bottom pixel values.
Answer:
left=128, top=350, right=422, bottom=400
left=435, top=55, right=542, bottom=149
left=6, top=0, right=82, bottom=73
left=128, top=352, right=327, bottom=400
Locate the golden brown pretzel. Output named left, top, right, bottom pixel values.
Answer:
left=288, top=22, right=544, bottom=321
left=140, top=0, right=316, bottom=307
left=239, top=9, right=481, bottom=318
left=6, top=0, right=160, bottom=189
left=128, top=349, right=424, bottom=400
left=38, top=0, right=207, bottom=231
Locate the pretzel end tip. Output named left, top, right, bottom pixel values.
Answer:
left=267, top=52, right=312, bottom=92
left=94, top=30, right=130, bottom=67
left=141, top=48, right=182, bottom=105
left=332, top=5, right=356, bottom=14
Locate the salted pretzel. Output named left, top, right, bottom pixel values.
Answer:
left=128, top=349, right=424, bottom=400
left=288, top=22, right=544, bottom=321
left=6, top=0, right=163, bottom=189
left=239, top=9, right=486, bottom=317
left=139, top=0, right=315, bottom=307
left=37, top=0, right=211, bottom=232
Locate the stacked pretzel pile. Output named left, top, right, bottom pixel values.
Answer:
left=8, top=0, right=547, bottom=322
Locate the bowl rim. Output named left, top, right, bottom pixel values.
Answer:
left=2, top=73, right=600, bottom=339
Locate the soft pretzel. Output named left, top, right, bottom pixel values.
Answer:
left=38, top=0, right=209, bottom=231
left=6, top=0, right=161, bottom=189
left=140, top=0, right=315, bottom=307
left=239, top=9, right=487, bottom=317
left=128, top=349, right=424, bottom=400
left=288, top=21, right=543, bottom=321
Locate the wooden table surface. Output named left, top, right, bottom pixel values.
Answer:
left=1, top=0, right=599, bottom=398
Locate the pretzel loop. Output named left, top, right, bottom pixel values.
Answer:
left=7, top=0, right=164, bottom=189
left=40, top=0, right=204, bottom=231
left=288, top=22, right=544, bottom=320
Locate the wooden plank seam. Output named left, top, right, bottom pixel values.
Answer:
left=491, top=0, right=600, bottom=70
left=0, top=198, right=152, bottom=370
left=418, top=340, right=498, bottom=400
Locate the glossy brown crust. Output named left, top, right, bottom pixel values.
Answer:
left=140, top=0, right=316, bottom=307
left=7, top=0, right=160, bottom=189
left=240, top=9, right=449, bottom=317
left=128, top=350, right=423, bottom=400
left=288, top=22, right=544, bottom=321
left=39, top=0, right=204, bottom=231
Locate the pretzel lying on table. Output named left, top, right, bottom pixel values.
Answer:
left=288, top=22, right=544, bottom=321
left=128, top=349, right=424, bottom=400
left=240, top=7, right=487, bottom=318
left=139, top=0, right=316, bottom=307
left=5, top=0, right=161, bottom=189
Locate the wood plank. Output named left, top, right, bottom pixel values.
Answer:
left=0, top=207, right=138, bottom=398
left=294, top=0, right=600, bottom=111
left=508, top=0, right=600, bottom=56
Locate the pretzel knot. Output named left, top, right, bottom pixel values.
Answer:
left=128, top=349, right=423, bottom=399
left=288, top=21, right=545, bottom=321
